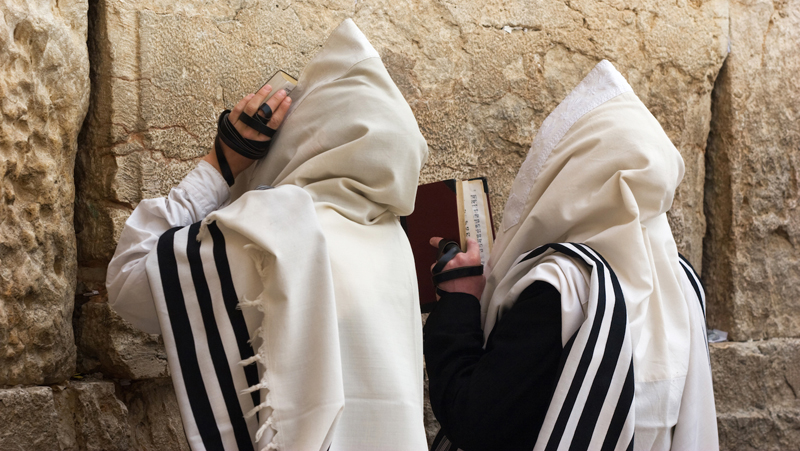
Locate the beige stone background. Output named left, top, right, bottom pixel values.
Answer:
left=0, top=0, right=797, bottom=448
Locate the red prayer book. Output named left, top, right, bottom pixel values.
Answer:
left=401, top=178, right=495, bottom=312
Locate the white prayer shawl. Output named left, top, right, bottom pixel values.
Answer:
left=148, top=19, right=428, bottom=451
left=480, top=61, right=717, bottom=450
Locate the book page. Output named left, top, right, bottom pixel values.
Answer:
left=462, top=180, right=494, bottom=265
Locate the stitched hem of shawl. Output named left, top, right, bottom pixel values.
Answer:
left=502, top=60, right=633, bottom=231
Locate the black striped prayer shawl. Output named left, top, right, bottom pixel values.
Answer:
left=153, top=222, right=261, bottom=451
left=431, top=243, right=707, bottom=451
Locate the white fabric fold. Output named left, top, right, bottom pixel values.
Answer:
left=114, top=18, right=427, bottom=451
left=481, top=60, right=718, bottom=450
left=107, top=160, right=230, bottom=334
left=234, top=19, right=429, bottom=451
left=202, top=186, right=346, bottom=451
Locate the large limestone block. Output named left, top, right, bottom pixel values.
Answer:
left=53, top=381, right=131, bottom=451
left=121, top=378, right=189, bottom=451
left=711, top=340, right=800, bottom=450
left=704, top=0, right=800, bottom=340
left=77, top=0, right=728, bottom=285
left=710, top=340, right=800, bottom=413
left=0, top=386, right=75, bottom=450
left=0, top=0, right=89, bottom=384
left=717, top=410, right=800, bottom=451
left=76, top=300, right=169, bottom=380
left=0, top=381, right=130, bottom=451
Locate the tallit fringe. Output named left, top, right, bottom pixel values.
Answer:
left=255, top=415, right=276, bottom=442
left=239, top=354, right=263, bottom=366
left=240, top=379, right=270, bottom=395
left=197, top=217, right=212, bottom=241
left=240, top=246, right=281, bottom=450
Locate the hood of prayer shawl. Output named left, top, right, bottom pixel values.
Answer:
left=224, top=19, right=429, bottom=450
left=232, top=19, right=428, bottom=223
left=482, top=60, right=691, bottom=386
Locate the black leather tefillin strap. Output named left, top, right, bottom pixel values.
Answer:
left=431, top=240, right=484, bottom=297
left=213, top=107, right=277, bottom=186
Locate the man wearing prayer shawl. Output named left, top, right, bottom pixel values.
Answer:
left=424, top=60, right=718, bottom=451
left=106, top=20, right=429, bottom=451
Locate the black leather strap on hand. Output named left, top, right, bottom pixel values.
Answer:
left=431, top=240, right=484, bottom=297
left=216, top=110, right=274, bottom=160
left=214, top=135, right=235, bottom=187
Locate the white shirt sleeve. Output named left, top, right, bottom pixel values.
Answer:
left=106, top=161, right=230, bottom=334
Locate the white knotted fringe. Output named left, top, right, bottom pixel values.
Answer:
left=255, top=416, right=276, bottom=442
left=240, top=378, right=270, bottom=395
left=239, top=353, right=264, bottom=367
left=237, top=245, right=281, bottom=450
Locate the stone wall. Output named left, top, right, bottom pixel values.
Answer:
left=0, top=0, right=798, bottom=449
left=0, top=0, right=88, bottom=385
left=704, top=0, right=800, bottom=342
left=703, top=1, right=800, bottom=448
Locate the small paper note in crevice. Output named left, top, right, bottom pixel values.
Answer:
left=707, top=329, right=728, bottom=343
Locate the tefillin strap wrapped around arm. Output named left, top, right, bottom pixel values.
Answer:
left=214, top=107, right=276, bottom=186
left=431, top=240, right=484, bottom=297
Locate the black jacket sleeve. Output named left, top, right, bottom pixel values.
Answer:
left=423, top=281, right=563, bottom=451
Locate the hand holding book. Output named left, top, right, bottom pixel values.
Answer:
left=428, top=237, right=486, bottom=301
left=401, top=177, right=495, bottom=311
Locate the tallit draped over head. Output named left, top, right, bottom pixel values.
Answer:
left=148, top=19, right=429, bottom=451
left=240, top=21, right=429, bottom=450
left=481, top=60, right=717, bottom=450
left=239, top=18, right=429, bottom=451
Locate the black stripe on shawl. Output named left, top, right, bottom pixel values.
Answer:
left=186, top=222, right=255, bottom=451
left=207, top=221, right=261, bottom=415
left=678, top=254, right=705, bottom=319
left=678, top=254, right=711, bottom=363
left=519, top=243, right=633, bottom=451
left=157, top=227, right=225, bottom=450
left=600, top=362, right=635, bottom=451
left=569, top=243, right=629, bottom=451
left=543, top=243, right=608, bottom=451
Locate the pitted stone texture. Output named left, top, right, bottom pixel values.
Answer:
left=717, top=409, right=800, bottom=451
left=0, top=381, right=131, bottom=451
left=76, top=301, right=169, bottom=380
left=710, top=340, right=800, bottom=413
left=0, top=0, right=89, bottom=385
left=121, top=378, right=189, bottom=451
left=0, top=386, right=75, bottom=450
left=703, top=0, right=800, bottom=340
left=53, top=381, right=131, bottom=451
left=711, top=340, right=800, bottom=450
left=76, top=0, right=728, bottom=283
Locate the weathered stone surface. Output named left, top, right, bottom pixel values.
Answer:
left=54, top=380, right=131, bottom=451
left=76, top=300, right=169, bottom=380
left=0, top=381, right=132, bottom=451
left=0, top=0, right=89, bottom=384
left=704, top=0, right=800, bottom=340
left=711, top=340, right=800, bottom=450
left=718, top=409, right=800, bottom=451
left=710, top=340, right=800, bottom=413
left=76, top=0, right=728, bottom=286
left=0, top=386, right=75, bottom=450
left=121, top=378, right=189, bottom=451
